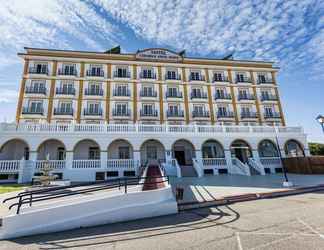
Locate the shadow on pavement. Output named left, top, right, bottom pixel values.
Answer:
left=8, top=205, right=240, bottom=249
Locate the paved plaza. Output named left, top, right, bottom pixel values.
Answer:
left=170, top=174, right=324, bottom=204
left=1, top=191, right=324, bottom=249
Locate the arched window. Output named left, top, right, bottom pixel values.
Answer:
left=285, top=140, right=304, bottom=157
left=202, top=140, right=225, bottom=158
left=258, top=140, right=279, bottom=158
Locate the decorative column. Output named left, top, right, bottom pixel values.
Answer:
left=224, top=149, right=233, bottom=174
left=205, top=68, right=215, bottom=124
left=65, top=151, right=74, bottom=169
left=250, top=70, right=262, bottom=125
left=227, top=69, right=239, bottom=125
left=47, top=61, right=58, bottom=123
left=76, top=62, right=85, bottom=123
left=133, top=150, right=141, bottom=174
left=182, top=68, right=190, bottom=124
left=100, top=151, right=107, bottom=169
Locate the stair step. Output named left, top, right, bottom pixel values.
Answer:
left=180, top=165, right=197, bottom=177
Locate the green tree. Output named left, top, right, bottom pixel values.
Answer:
left=309, top=143, right=324, bottom=155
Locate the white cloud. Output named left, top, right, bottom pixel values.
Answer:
left=0, top=89, right=19, bottom=104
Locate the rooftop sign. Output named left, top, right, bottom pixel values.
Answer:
left=136, top=48, right=183, bottom=62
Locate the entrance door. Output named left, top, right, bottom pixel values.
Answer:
left=175, top=150, right=186, bottom=165
left=147, top=146, right=157, bottom=160
left=234, top=148, right=248, bottom=163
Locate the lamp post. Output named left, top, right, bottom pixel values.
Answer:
left=316, top=115, right=324, bottom=132
left=275, top=128, right=293, bottom=187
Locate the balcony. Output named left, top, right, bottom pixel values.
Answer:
left=140, top=110, right=158, bottom=117
left=261, top=94, right=277, bottom=101
left=190, top=92, right=207, bottom=99
left=58, top=68, right=77, bottom=76
left=25, top=86, right=46, bottom=95
left=213, top=76, right=229, bottom=82
left=236, top=76, right=252, bottom=83
left=192, top=110, right=210, bottom=118
left=257, top=78, right=274, bottom=84
left=214, top=93, right=231, bottom=100
left=83, top=108, right=102, bottom=116
left=54, top=108, right=73, bottom=116
left=264, top=112, right=281, bottom=119
left=165, top=73, right=181, bottom=80
left=166, top=92, right=183, bottom=98
left=167, top=110, right=184, bottom=117
left=113, top=89, right=131, bottom=97
left=241, top=112, right=258, bottom=119
left=28, top=67, right=48, bottom=75
left=238, top=94, right=255, bottom=101
left=217, top=111, right=234, bottom=118
left=85, top=88, right=104, bottom=96
left=22, top=107, right=44, bottom=115
left=86, top=69, right=104, bottom=77
left=112, top=109, right=131, bottom=117
left=140, top=72, right=156, bottom=79
left=56, top=87, right=75, bottom=95
left=189, top=75, right=205, bottom=81
left=140, top=90, right=157, bottom=97
left=113, top=71, right=131, bottom=78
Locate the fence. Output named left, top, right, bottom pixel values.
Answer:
left=282, top=156, right=324, bottom=174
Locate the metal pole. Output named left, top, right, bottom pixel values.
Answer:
left=275, top=130, right=289, bottom=182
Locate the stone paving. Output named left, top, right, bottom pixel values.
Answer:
left=170, top=173, right=324, bottom=204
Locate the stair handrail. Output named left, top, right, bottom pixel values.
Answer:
left=233, top=157, right=251, bottom=176
left=248, top=158, right=265, bottom=175
left=193, top=158, right=203, bottom=177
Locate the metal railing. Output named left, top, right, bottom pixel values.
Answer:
left=165, top=73, right=181, bottom=80
left=85, top=88, right=104, bottom=96
left=264, top=112, right=281, bottom=119
left=236, top=76, right=252, bottom=83
left=257, top=78, right=274, bottom=84
left=140, top=72, right=156, bottom=79
left=86, top=69, right=104, bottom=77
left=213, top=76, right=229, bottom=82
left=192, top=110, right=210, bottom=118
left=238, top=94, right=255, bottom=101
left=112, top=109, right=131, bottom=116
left=56, top=87, right=76, bottom=95
left=189, top=75, right=205, bottom=81
left=113, top=71, right=131, bottom=78
left=167, top=110, right=184, bottom=117
left=54, top=108, right=73, bottom=116
left=25, top=86, right=47, bottom=95
left=3, top=175, right=169, bottom=214
left=166, top=92, right=183, bottom=98
left=140, top=90, right=157, bottom=97
left=215, top=93, right=231, bottom=100
left=140, top=110, right=158, bottom=117
left=83, top=108, right=103, bottom=116
left=22, top=107, right=44, bottom=115
left=190, top=92, right=207, bottom=99
left=28, top=67, right=48, bottom=75
left=261, top=94, right=277, bottom=101
left=241, top=112, right=258, bottom=119
left=58, top=68, right=78, bottom=76
left=113, top=89, right=131, bottom=97
left=217, top=112, right=235, bottom=118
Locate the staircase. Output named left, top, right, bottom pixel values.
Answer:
left=180, top=165, right=198, bottom=177
left=247, top=158, right=265, bottom=175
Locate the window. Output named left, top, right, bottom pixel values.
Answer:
left=264, top=106, right=274, bottom=116
left=168, top=104, right=179, bottom=114
left=239, top=89, right=248, bottom=98
left=241, top=106, right=251, bottom=115
left=218, top=106, right=227, bottom=116
left=190, top=71, right=201, bottom=81
left=142, top=68, right=153, bottom=78
left=59, top=102, right=72, bottom=113
left=89, top=82, right=101, bottom=94
left=88, top=103, right=100, bottom=114
left=117, top=67, right=128, bottom=78
left=31, top=80, right=45, bottom=91
left=29, top=101, right=43, bottom=113
left=167, top=70, right=177, bottom=79
left=116, top=85, right=128, bottom=96
left=57, top=147, right=66, bottom=160
left=24, top=147, right=29, bottom=160
left=194, top=105, right=204, bottom=114
left=236, top=73, right=246, bottom=82
left=216, top=88, right=225, bottom=98
left=90, top=64, right=102, bottom=76
left=35, top=63, right=47, bottom=74
left=119, top=146, right=130, bottom=159
left=63, top=64, right=76, bottom=75
left=192, top=88, right=202, bottom=98
left=142, top=86, right=154, bottom=96
left=167, top=87, right=178, bottom=97
left=61, top=81, right=74, bottom=93
left=261, top=90, right=270, bottom=100
left=214, top=72, right=224, bottom=81
left=115, top=103, right=128, bottom=115
left=142, top=104, right=154, bottom=115
left=89, top=147, right=100, bottom=160
left=258, top=74, right=266, bottom=83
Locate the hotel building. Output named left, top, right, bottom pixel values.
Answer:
left=0, top=47, right=308, bottom=182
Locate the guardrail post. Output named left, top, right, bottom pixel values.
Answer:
left=124, top=179, right=127, bottom=194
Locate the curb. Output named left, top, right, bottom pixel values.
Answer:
left=178, top=184, right=324, bottom=211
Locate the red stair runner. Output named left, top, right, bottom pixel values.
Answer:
left=142, top=165, right=165, bottom=191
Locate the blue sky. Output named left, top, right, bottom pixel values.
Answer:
left=0, top=0, right=323, bottom=142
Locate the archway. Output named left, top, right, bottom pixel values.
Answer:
left=73, top=139, right=100, bottom=160
left=284, top=139, right=304, bottom=157
left=108, top=139, right=133, bottom=159
left=258, top=139, right=279, bottom=158
left=0, top=139, right=29, bottom=160
left=201, top=139, right=225, bottom=158
left=140, top=139, right=165, bottom=164
left=172, top=139, right=195, bottom=166
left=37, top=139, right=66, bottom=160
left=230, top=139, right=252, bottom=163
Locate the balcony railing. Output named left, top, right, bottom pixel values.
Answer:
left=140, top=72, right=156, bottom=79
left=83, top=108, right=102, bottom=116
left=86, top=69, right=104, bottom=77
left=113, top=71, right=131, bottom=78
left=192, top=110, right=210, bottom=118
left=167, top=110, right=184, bottom=117
left=54, top=108, right=73, bottom=116
left=166, top=92, right=183, bottom=98
left=58, top=68, right=77, bottom=76
left=140, top=90, right=157, bottom=97
left=189, top=75, right=205, bottom=81
left=217, top=112, right=234, bottom=118
left=22, top=107, right=44, bottom=115
left=264, top=112, right=281, bottom=119
left=140, top=110, right=158, bottom=117
left=0, top=122, right=304, bottom=135
left=190, top=92, right=207, bottom=99
left=56, top=87, right=76, bottom=95
left=85, top=88, right=104, bottom=96
left=113, top=89, right=131, bottom=97
left=213, top=76, right=229, bottom=82
left=112, top=109, right=131, bottom=117
left=28, top=67, right=48, bottom=75
left=236, top=76, right=252, bottom=83
left=261, top=94, right=277, bottom=101
left=214, top=93, right=231, bottom=100
left=25, top=86, right=47, bottom=95
left=165, top=73, right=181, bottom=80
left=241, top=112, right=258, bottom=119
left=257, top=78, right=274, bottom=84
left=238, top=94, right=255, bottom=101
